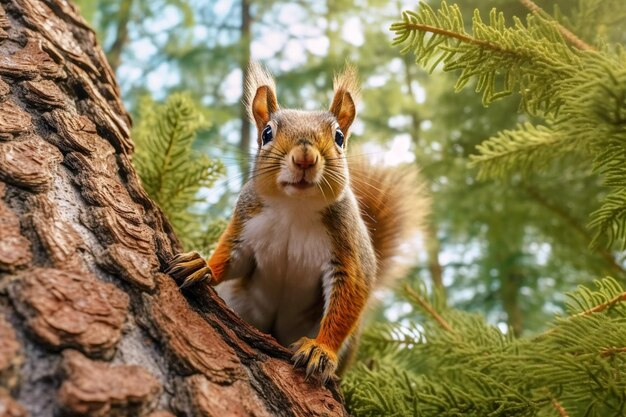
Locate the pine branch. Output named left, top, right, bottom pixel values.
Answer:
left=154, top=109, right=181, bottom=203
left=391, top=1, right=580, bottom=112
left=571, top=290, right=626, bottom=318
left=589, top=191, right=626, bottom=250
left=351, top=3, right=626, bottom=415
left=551, top=398, right=570, bottom=417
left=519, top=0, right=595, bottom=52
left=133, top=93, right=225, bottom=250
left=600, top=346, right=626, bottom=357
left=470, top=123, right=571, bottom=179
left=522, top=185, right=626, bottom=276
left=399, top=2, right=626, bottom=250
left=403, top=284, right=456, bottom=334
left=349, top=278, right=626, bottom=416
left=398, top=22, right=500, bottom=51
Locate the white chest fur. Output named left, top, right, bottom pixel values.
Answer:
left=237, top=198, right=332, bottom=344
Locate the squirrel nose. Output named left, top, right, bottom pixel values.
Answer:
left=292, top=154, right=318, bottom=170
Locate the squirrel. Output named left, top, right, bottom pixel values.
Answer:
left=166, top=62, right=428, bottom=384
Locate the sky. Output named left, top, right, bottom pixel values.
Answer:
left=117, top=0, right=425, bottom=167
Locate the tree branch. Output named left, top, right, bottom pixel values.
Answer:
left=404, top=285, right=456, bottom=334
left=106, top=0, right=134, bottom=72
left=551, top=398, right=570, bottom=417
left=399, top=22, right=503, bottom=51
left=572, top=291, right=626, bottom=318
left=600, top=346, right=626, bottom=357
left=522, top=185, right=626, bottom=277
left=519, top=0, right=595, bottom=52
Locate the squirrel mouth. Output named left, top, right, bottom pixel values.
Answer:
left=282, top=179, right=315, bottom=190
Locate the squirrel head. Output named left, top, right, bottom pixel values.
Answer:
left=245, top=62, right=360, bottom=205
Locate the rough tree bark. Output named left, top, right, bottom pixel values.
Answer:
left=0, top=1, right=348, bottom=416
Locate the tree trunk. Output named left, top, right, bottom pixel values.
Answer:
left=238, top=0, right=251, bottom=184
left=501, top=272, right=524, bottom=337
left=106, top=0, right=133, bottom=74
left=0, top=1, right=348, bottom=416
left=402, top=56, right=444, bottom=292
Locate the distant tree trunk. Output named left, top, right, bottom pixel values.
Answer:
left=239, top=0, right=251, bottom=184
left=424, top=223, right=444, bottom=289
left=0, top=1, right=348, bottom=416
left=501, top=272, right=524, bottom=337
left=403, top=56, right=445, bottom=291
left=491, top=236, right=524, bottom=336
left=106, top=0, right=133, bottom=73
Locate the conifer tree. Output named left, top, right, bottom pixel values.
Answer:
left=344, top=278, right=626, bottom=416
left=133, top=93, right=225, bottom=251
left=391, top=0, right=626, bottom=248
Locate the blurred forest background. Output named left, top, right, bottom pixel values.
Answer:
left=72, top=0, right=626, bottom=414
left=74, top=0, right=625, bottom=333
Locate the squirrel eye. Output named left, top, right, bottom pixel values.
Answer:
left=261, top=125, right=273, bottom=145
left=334, top=128, right=344, bottom=148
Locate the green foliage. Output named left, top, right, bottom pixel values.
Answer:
left=553, top=0, right=626, bottom=46
left=472, top=122, right=581, bottom=179
left=343, top=3, right=626, bottom=415
left=73, top=0, right=98, bottom=24
left=396, top=1, right=621, bottom=333
left=565, top=277, right=626, bottom=316
left=391, top=1, right=626, bottom=250
left=133, top=93, right=225, bottom=250
left=391, top=2, right=580, bottom=112
left=344, top=278, right=626, bottom=417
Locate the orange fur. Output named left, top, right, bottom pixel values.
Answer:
left=207, top=219, right=238, bottom=284
left=317, top=255, right=368, bottom=351
left=350, top=159, right=430, bottom=287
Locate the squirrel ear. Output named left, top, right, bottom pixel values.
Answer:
left=330, top=64, right=360, bottom=134
left=245, top=62, right=278, bottom=130
left=251, top=86, right=278, bottom=128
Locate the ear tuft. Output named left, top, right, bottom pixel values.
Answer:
left=333, top=64, right=361, bottom=105
left=330, top=64, right=360, bottom=134
left=244, top=62, right=279, bottom=129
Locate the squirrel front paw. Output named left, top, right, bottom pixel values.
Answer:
left=291, top=337, right=338, bottom=384
left=165, top=251, right=213, bottom=288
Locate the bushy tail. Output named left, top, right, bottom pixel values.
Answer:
left=349, top=159, right=430, bottom=288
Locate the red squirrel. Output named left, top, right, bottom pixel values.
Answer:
left=166, top=63, right=428, bottom=383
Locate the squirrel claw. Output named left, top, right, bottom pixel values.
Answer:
left=291, top=337, right=338, bottom=385
left=165, top=251, right=213, bottom=288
